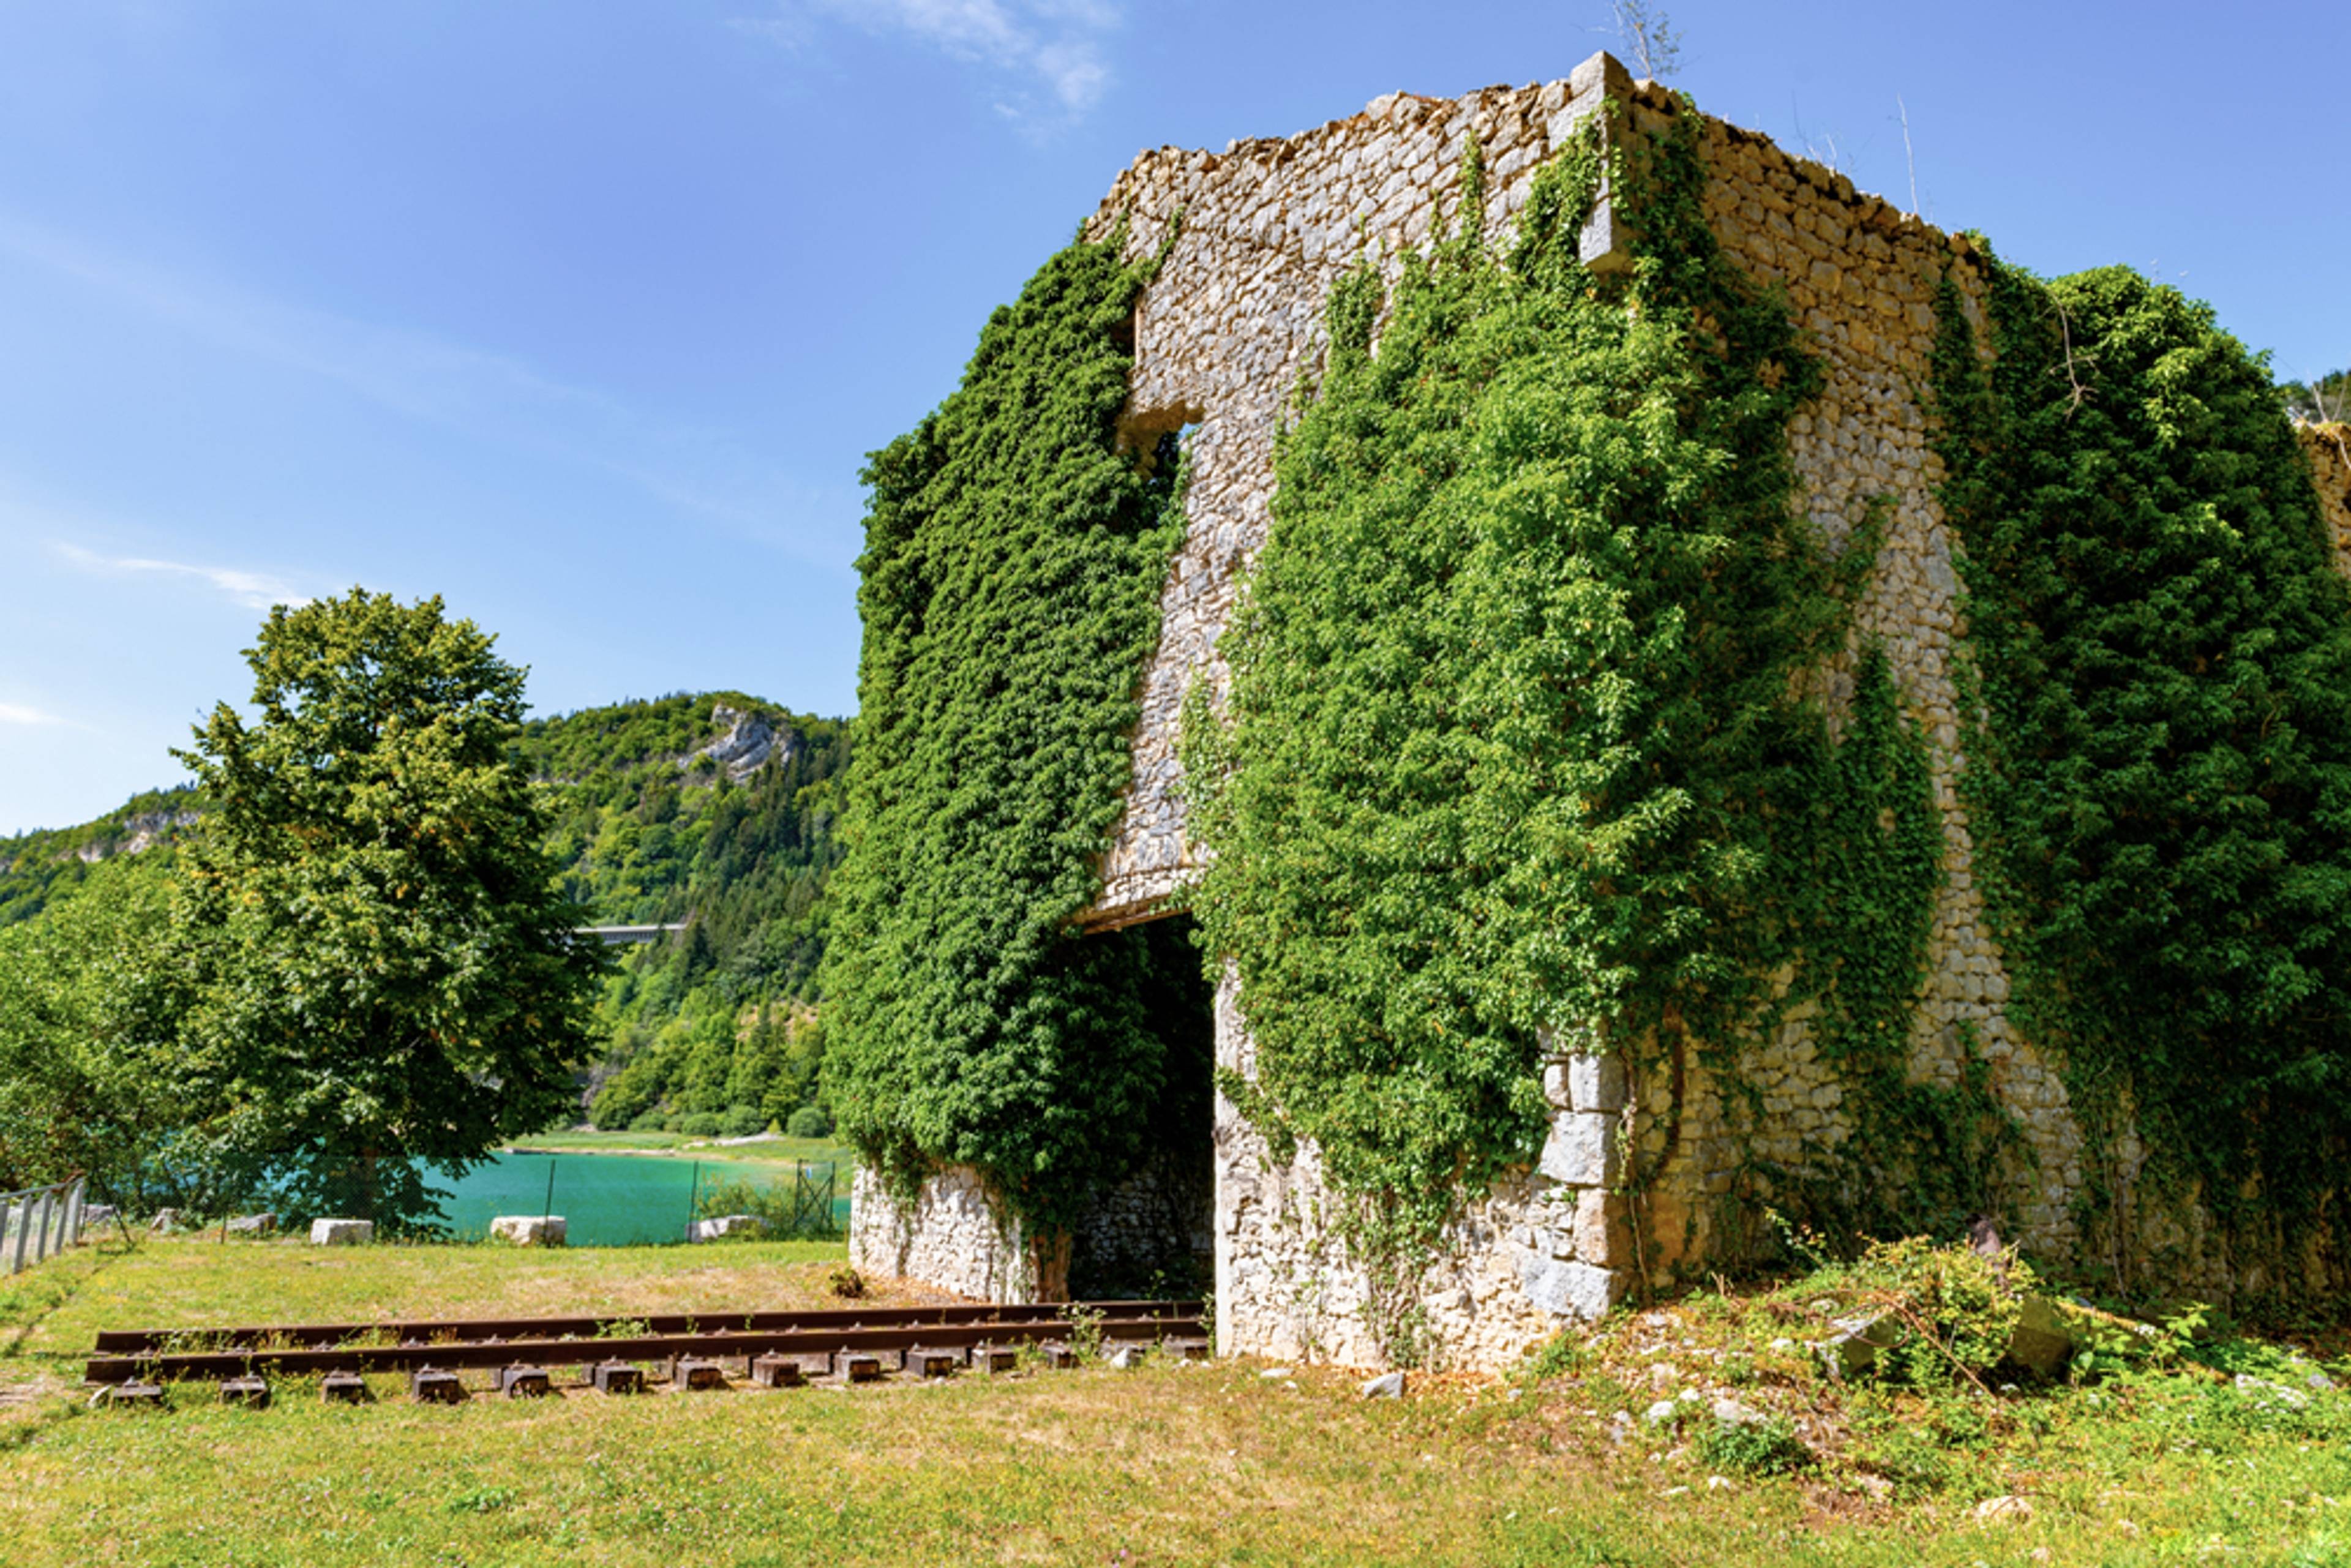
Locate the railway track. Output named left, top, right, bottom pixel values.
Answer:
left=85, top=1299, right=1208, bottom=1394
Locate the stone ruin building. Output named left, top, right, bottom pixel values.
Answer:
left=850, top=52, right=2351, bottom=1370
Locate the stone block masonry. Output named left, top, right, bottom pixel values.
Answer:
left=2308, top=424, right=2351, bottom=564
left=850, top=53, right=2351, bottom=1368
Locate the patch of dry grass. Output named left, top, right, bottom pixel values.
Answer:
left=3, top=1238, right=2348, bottom=1565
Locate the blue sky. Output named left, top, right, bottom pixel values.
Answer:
left=1, top=0, right=2343, bottom=834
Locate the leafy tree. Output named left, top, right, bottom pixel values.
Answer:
left=171, top=589, right=604, bottom=1231
left=2282, top=367, right=2350, bottom=425
left=0, top=855, right=220, bottom=1209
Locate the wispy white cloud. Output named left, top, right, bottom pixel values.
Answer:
left=0, top=211, right=606, bottom=427
left=738, top=0, right=1121, bottom=119
left=0, top=702, right=70, bottom=727
left=54, top=542, right=310, bottom=610
left=0, top=210, right=850, bottom=566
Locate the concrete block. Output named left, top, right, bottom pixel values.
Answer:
left=907, top=1348, right=960, bottom=1379
left=309, top=1218, right=373, bottom=1247
left=489, top=1215, right=566, bottom=1247
left=1106, top=1343, right=1148, bottom=1369
left=219, top=1376, right=270, bottom=1408
left=225, top=1212, right=276, bottom=1236
left=841, top=1353, right=885, bottom=1383
left=105, top=1381, right=165, bottom=1409
left=591, top=1361, right=644, bottom=1395
left=687, top=1214, right=763, bottom=1242
left=667, top=1356, right=726, bottom=1390
left=1821, top=1311, right=1898, bottom=1378
left=320, top=1371, right=371, bottom=1403
left=497, top=1366, right=553, bottom=1398
left=972, top=1345, right=1021, bottom=1375
left=1360, top=1371, right=1405, bottom=1399
left=2004, top=1294, right=2074, bottom=1378
left=749, top=1353, right=804, bottom=1389
left=410, top=1368, right=465, bottom=1404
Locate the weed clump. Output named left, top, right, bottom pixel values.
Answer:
left=1693, top=1414, right=1810, bottom=1477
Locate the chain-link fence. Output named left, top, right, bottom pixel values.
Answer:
left=2, top=1173, right=87, bottom=1275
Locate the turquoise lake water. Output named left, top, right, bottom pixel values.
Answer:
left=430, top=1152, right=848, bottom=1246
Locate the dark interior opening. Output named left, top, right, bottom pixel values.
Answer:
left=1067, top=912, right=1216, bottom=1300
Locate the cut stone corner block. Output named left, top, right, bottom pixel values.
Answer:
left=308, top=1218, right=374, bottom=1247
left=688, top=1214, right=764, bottom=1243
left=1542, top=50, right=1636, bottom=276
left=1567, top=48, right=1634, bottom=103
left=489, top=1215, right=568, bottom=1247
left=1537, top=1044, right=1629, bottom=1114
left=1516, top=1251, right=1626, bottom=1324
left=1536, top=1108, right=1623, bottom=1188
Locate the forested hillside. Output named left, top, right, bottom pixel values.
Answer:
left=0, top=692, right=849, bottom=1138
left=0, top=787, right=200, bottom=926
left=521, top=692, right=850, bottom=1135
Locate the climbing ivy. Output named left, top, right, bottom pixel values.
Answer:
left=1758, top=640, right=2020, bottom=1245
left=1183, top=110, right=1955, bottom=1344
left=1932, top=247, right=2351, bottom=1291
left=821, top=228, right=1210, bottom=1238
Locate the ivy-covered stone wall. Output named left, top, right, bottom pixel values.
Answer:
left=851, top=53, right=2351, bottom=1368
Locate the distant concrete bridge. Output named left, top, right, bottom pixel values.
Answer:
left=577, top=924, right=688, bottom=947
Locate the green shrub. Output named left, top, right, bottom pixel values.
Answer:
left=691, top=1171, right=840, bottom=1239
left=719, top=1104, right=767, bottom=1139
left=677, top=1111, right=722, bottom=1139
left=1518, top=1332, right=1584, bottom=1384
left=785, top=1105, right=831, bottom=1139
left=1693, top=1416, right=1810, bottom=1477
left=1807, top=1233, right=2033, bottom=1386
left=624, top=1109, right=666, bottom=1134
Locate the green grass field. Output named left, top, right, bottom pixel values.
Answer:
left=4, top=1236, right=2349, bottom=1566
left=509, top=1127, right=858, bottom=1172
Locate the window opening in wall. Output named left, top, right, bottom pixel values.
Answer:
left=1119, top=403, right=1205, bottom=478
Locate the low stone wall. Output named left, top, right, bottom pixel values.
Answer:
left=852, top=1151, right=1214, bottom=1305
left=849, top=1166, right=1040, bottom=1304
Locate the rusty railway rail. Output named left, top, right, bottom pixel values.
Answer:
left=86, top=1300, right=1205, bottom=1384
